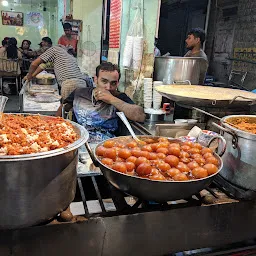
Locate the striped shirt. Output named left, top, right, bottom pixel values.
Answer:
left=39, top=46, right=84, bottom=84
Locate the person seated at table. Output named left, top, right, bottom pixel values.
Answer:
left=3, top=37, right=9, bottom=43
left=0, top=39, right=7, bottom=54
left=58, top=62, right=145, bottom=143
left=19, top=39, right=32, bottom=55
left=21, top=37, right=52, bottom=58
left=0, top=37, right=22, bottom=73
left=26, top=44, right=88, bottom=99
left=58, top=23, right=77, bottom=56
left=18, top=39, right=33, bottom=73
left=0, top=37, right=22, bottom=58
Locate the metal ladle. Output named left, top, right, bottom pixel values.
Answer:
left=116, top=112, right=145, bottom=144
left=192, top=107, right=235, bottom=127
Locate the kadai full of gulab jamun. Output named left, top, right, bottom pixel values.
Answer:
left=95, top=137, right=220, bottom=182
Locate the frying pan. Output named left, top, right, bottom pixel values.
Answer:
left=156, top=85, right=256, bottom=108
left=85, top=136, right=225, bottom=202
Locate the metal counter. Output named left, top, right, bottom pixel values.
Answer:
left=131, top=120, right=167, bottom=136
left=132, top=120, right=206, bottom=137
left=19, top=82, right=60, bottom=115
left=1, top=200, right=256, bottom=256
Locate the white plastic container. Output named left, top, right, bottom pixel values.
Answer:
left=174, top=119, right=188, bottom=124
left=187, top=119, right=198, bottom=124
left=153, top=81, right=163, bottom=110
left=143, top=78, right=153, bottom=109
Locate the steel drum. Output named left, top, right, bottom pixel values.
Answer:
left=0, top=114, right=89, bottom=229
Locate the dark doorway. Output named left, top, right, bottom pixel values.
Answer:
left=158, top=0, right=208, bottom=57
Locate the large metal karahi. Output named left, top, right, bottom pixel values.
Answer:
left=213, top=115, right=256, bottom=191
left=86, top=136, right=224, bottom=202
left=0, top=114, right=89, bottom=229
left=156, top=85, right=256, bottom=108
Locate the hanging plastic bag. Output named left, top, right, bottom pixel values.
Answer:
left=122, top=5, right=144, bottom=69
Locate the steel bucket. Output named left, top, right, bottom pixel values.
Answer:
left=0, top=114, right=89, bottom=229
left=153, top=57, right=201, bottom=85
left=213, top=115, right=256, bottom=191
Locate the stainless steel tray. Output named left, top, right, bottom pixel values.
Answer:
left=156, top=85, right=256, bottom=108
left=155, top=123, right=205, bottom=138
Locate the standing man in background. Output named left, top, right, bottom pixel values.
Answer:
left=58, top=23, right=78, bottom=56
left=184, top=28, right=208, bottom=85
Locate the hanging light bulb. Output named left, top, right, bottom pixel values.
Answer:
left=2, top=1, right=9, bottom=7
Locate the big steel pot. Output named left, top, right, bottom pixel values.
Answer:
left=213, top=115, right=256, bottom=191
left=154, top=57, right=201, bottom=85
left=0, top=115, right=89, bottom=229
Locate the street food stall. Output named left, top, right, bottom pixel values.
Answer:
left=1, top=0, right=256, bottom=253
left=1, top=86, right=256, bottom=255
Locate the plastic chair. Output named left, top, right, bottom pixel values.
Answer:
left=21, top=58, right=32, bottom=77
left=0, top=58, right=21, bottom=95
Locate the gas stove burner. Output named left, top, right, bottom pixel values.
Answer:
left=76, top=173, right=256, bottom=219
left=107, top=182, right=203, bottom=215
left=213, top=174, right=256, bottom=200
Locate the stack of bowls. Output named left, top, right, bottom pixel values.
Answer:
left=143, top=78, right=153, bottom=109
left=174, top=119, right=198, bottom=124
left=153, top=81, right=163, bottom=110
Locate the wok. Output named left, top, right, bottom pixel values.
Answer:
left=86, top=136, right=225, bottom=202
left=156, top=85, right=256, bottom=108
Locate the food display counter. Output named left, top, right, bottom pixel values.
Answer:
left=1, top=100, right=256, bottom=255
left=19, top=81, right=60, bottom=115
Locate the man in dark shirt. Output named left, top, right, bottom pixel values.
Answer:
left=59, top=62, right=145, bottom=143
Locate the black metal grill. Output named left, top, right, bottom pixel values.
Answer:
left=76, top=173, right=205, bottom=218
left=73, top=173, right=256, bottom=255
left=76, top=172, right=256, bottom=219
left=2, top=172, right=256, bottom=256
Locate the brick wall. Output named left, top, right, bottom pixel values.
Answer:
left=206, top=0, right=256, bottom=90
